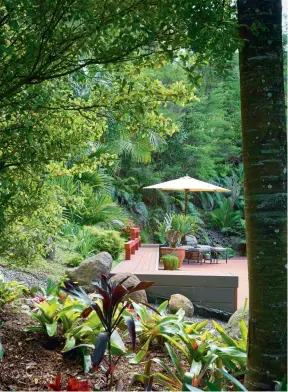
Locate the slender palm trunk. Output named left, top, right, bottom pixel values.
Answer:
left=237, top=0, right=287, bottom=389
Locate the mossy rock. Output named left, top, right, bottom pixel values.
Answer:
left=225, top=306, right=249, bottom=339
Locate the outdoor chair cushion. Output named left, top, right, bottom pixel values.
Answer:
left=197, top=245, right=212, bottom=252
left=185, top=235, right=198, bottom=247
left=211, top=247, right=227, bottom=252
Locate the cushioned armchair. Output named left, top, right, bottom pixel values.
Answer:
left=183, top=236, right=228, bottom=264
left=182, top=235, right=212, bottom=263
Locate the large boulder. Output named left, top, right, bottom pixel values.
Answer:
left=111, top=273, right=148, bottom=303
left=66, top=252, right=112, bottom=292
left=0, top=270, right=4, bottom=281
left=168, top=294, right=194, bottom=317
left=226, top=306, right=249, bottom=339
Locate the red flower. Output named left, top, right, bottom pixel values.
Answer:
left=33, top=294, right=46, bottom=303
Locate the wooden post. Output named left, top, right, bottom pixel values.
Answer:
left=184, top=190, right=188, bottom=215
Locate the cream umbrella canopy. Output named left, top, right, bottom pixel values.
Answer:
left=143, top=175, right=230, bottom=215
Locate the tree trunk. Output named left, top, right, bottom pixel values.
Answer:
left=237, top=0, right=287, bottom=390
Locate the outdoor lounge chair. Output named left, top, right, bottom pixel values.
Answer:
left=182, top=235, right=212, bottom=263
left=182, top=236, right=228, bottom=264
left=185, top=249, right=203, bottom=264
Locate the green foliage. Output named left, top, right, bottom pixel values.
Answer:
left=114, top=57, right=243, bottom=245
left=275, top=376, right=287, bottom=392
left=62, top=276, right=154, bottom=387
left=0, top=0, right=239, bottom=262
left=210, top=200, right=242, bottom=232
left=0, top=279, right=28, bottom=308
left=24, top=288, right=99, bottom=370
left=157, top=213, right=199, bottom=247
left=25, top=301, right=63, bottom=337
left=84, top=226, right=124, bottom=259
left=65, top=254, right=84, bottom=268
left=74, top=228, right=98, bottom=259
left=161, top=254, right=179, bottom=270
left=128, top=301, right=184, bottom=364
left=57, top=176, right=127, bottom=229
left=59, top=224, right=124, bottom=260
left=132, top=316, right=248, bottom=391
left=139, top=230, right=149, bottom=244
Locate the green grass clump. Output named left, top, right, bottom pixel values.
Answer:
left=161, top=254, right=179, bottom=270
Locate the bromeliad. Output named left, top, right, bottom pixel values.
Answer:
left=62, top=274, right=155, bottom=388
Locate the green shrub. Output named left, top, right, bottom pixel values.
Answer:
left=161, top=254, right=179, bottom=270
left=74, top=228, right=97, bottom=258
left=85, top=226, right=124, bottom=259
left=0, top=279, right=29, bottom=308
left=140, top=230, right=149, bottom=244
left=65, top=254, right=83, bottom=267
left=226, top=246, right=236, bottom=258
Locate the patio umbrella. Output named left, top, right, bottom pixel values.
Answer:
left=143, top=175, right=230, bottom=215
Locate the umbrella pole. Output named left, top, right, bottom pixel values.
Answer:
left=184, top=189, right=188, bottom=215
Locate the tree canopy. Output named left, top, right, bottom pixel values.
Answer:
left=0, top=0, right=239, bottom=260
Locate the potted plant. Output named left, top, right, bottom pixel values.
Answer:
left=161, top=254, right=179, bottom=270
left=157, top=213, right=198, bottom=267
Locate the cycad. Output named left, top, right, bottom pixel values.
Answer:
left=77, top=187, right=126, bottom=229
left=210, top=199, right=242, bottom=231
left=55, top=175, right=126, bottom=229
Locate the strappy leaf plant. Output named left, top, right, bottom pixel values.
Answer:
left=62, top=275, right=154, bottom=388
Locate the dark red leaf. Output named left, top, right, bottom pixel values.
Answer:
left=66, top=378, right=91, bottom=391
left=117, top=275, right=131, bottom=286
left=100, top=274, right=112, bottom=292
left=93, top=302, right=106, bottom=328
left=46, top=375, right=61, bottom=391
left=92, top=331, right=108, bottom=367
left=128, top=281, right=154, bottom=293
left=97, top=287, right=111, bottom=316
left=112, top=284, right=128, bottom=306
left=81, top=307, right=93, bottom=318
left=123, top=316, right=136, bottom=350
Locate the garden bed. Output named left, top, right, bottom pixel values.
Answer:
left=0, top=307, right=170, bottom=391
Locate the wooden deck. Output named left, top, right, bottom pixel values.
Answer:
left=112, top=244, right=248, bottom=312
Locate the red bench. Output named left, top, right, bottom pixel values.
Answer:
left=124, top=227, right=141, bottom=260
left=130, top=227, right=140, bottom=241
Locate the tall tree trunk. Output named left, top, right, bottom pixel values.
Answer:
left=237, top=0, right=287, bottom=390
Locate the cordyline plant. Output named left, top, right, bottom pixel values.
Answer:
left=62, top=275, right=154, bottom=388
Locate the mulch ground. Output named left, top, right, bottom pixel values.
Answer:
left=0, top=306, right=177, bottom=391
